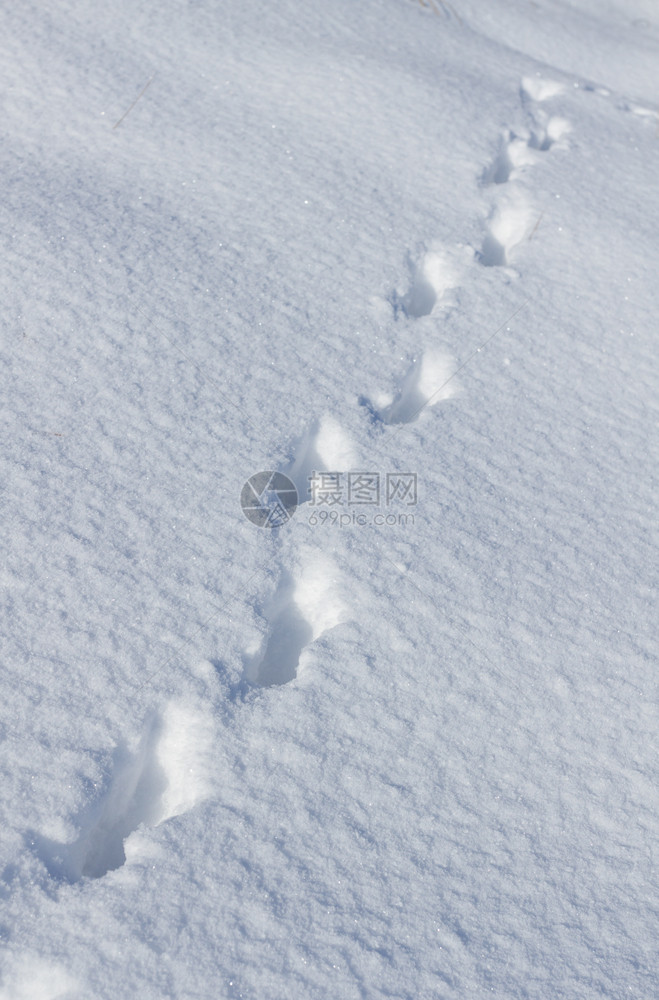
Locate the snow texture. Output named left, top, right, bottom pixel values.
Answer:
left=1, top=0, right=657, bottom=997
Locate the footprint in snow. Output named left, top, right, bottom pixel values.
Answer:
left=33, top=699, right=215, bottom=881
left=479, top=188, right=537, bottom=268
left=483, top=113, right=570, bottom=187
left=281, top=413, right=357, bottom=504
left=520, top=76, right=571, bottom=150
left=244, top=553, right=345, bottom=687
left=482, top=129, right=538, bottom=185
left=480, top=76, right=570, bottom=265
left=528, top=113, right=571, bottom=152
left=520, top=75, right=565, bottom=103
left=362, top=350, right=459, bottom=426
left=393, top=245, right=462, bottom=319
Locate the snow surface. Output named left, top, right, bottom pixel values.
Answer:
left=1, top=0, right=657, bottom=997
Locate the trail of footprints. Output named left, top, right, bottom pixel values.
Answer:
left=30, top=74, right=655, bottom=886
left=479, top=77, right=570, bottom=267
left=34, top=76, right=655, bottom=888
left=393, top=74, right=570, bottom=298
left=248, top=76, right=573, bottom=689
left=243, top=415, right=352, bottom=688
left=33, top=76, right=572, bottom=885
left=29, top=73, right=654, bottom=888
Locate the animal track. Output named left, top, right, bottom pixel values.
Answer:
left=521, top=76, right=564, bottom=103
left=282, top=414, right=356, bottom=502
left=376, top=350, right=459, bottom=425
left=480, top=189, right=535, bottom=267
left=528, top=114, right=571, bottom=152
left=393, top=77, right=570, bottom=305
left=481, top=78, right=569, bottom=267
left=395, top=246, right=460, bottom=318
left=245, top=554, right=345, bottom=686
left=483, top=130, right=537, bottom=185
left=245, top=426, right=348, bottom=688
left=484, top=115, right=569, bottom=187
left=36, top=700, right=215, bottom=880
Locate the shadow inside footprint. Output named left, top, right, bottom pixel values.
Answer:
left=245, top=560, right=346, bottom=687
left=483, top=140, right=513, bottom=185
left=528, top=129, right=552, bottom=152
left=245, top=559, right=346, bottom=689
left=396, top=248, right=459, bottom=319
left=79, top=742, right=168, bottom=879
left=358, top=395, right=385, bottom=428
left=402, top=273, right=437, bottom=318
left=33, top=716, right=168, bottom=882
left=32, top=702, right=215, bottom=884
left=81, top=720, right=170, bottom=879
left=251, top=604, right=314, bottom=687
left=479, top=233, right=507, bottom=267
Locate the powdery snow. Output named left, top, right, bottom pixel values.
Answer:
left=1, top=1, right=657, bottom=998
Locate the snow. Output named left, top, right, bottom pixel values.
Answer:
left=1, top=0, right=657, bottom=997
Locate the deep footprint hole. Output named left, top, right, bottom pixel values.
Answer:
left=479, top=234, right=506, bottom=267
left=250, top=605, right=314, bottom=687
